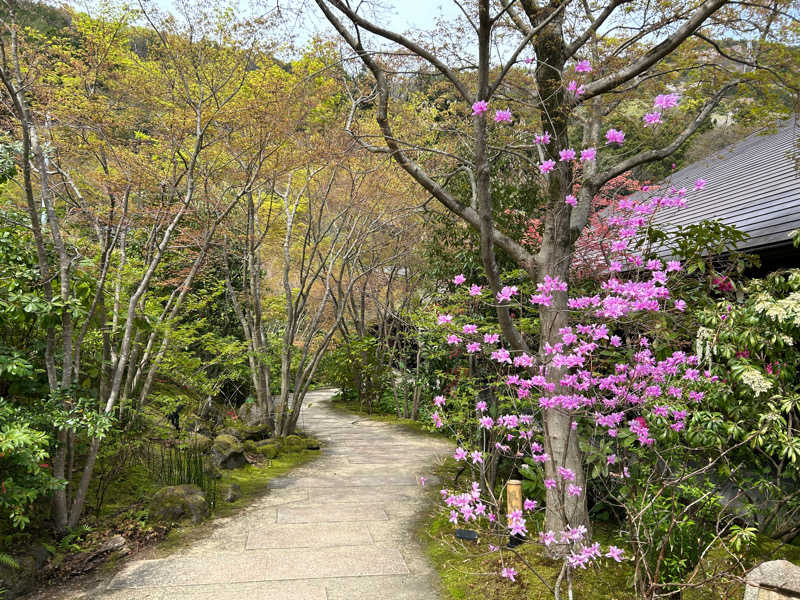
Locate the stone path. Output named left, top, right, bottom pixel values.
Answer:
left=89, top=389, right=452, bottom=599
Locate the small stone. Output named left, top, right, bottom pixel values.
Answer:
left=305, top=438, right=320, bottom=450
left=222, top=483, right=242, bottom=503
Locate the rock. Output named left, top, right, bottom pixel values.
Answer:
left=148, top=484, right=209, bottom=524
left=305, top=437, right=320, bottom=450
left=283, top=434, right=306, bottom=453
left=744, top=560, right=800, bottom=599
left=220, top=426, right=242, bottom=440
left=257, top=443, right=279, bottom=459
left=243, top=439, right=258, bottom=454
left=210, top=434, right=246, bottom=470
left=239, top=424, right=271, bottom=441
left=222, top=483, right=242, bottom=503
left=183, top=432, right=212, bottom=452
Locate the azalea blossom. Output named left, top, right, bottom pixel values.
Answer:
left=463, top=324, right=478, bottom=334
left=484, top=333, right=500, bottom=344
left=494, top=109, right=512, bottom=123
left=605, top=128, right=625, bottom=145
left=539, top=159, right=556, bottom=173
left=559, top=148, right=576, bottom=162
left=469, top=284, right=483, bottom=296
left=453, top=448, right=468, bottom=461
left=643, top=112, right=662, bottom=126
left=580, top=147, right=596, bottom=162
left=575, top=59, right=592, bottom=72
left=446, top=334, right=461, bottom=345
left=500, top=567, right=517, bottom=582
left=606, top=546, right=624, bottom=562
left=496, top=285, right=519, bottom=302
left=433, top=395, right=446, bottom=407
left=437, top=314, right=453, bottom=325
left=654, top=93, right=679, bottom=109
left=694, top=178, right=707, bottom=190
left=534, top=132, right=551, bottom=145
left=565, top=194, right=577, bottom=206
left=452, top=273, right=466, bottom=285
left=466, top=342, right=481, bottom=353
left=471, top=100, right=488, bottom=116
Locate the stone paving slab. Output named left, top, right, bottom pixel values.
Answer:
left=276, top=502, right=388, bottom=523
left=246, top=521, right=373, bottom=549
left=78, top=389, right=451, bottom=599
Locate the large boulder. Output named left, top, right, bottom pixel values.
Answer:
left=210, top=434, right=246, bottom=470
left=239, top=424, right=271, bottom=441
left=148, top=484, right=209, bottom=524
left=744, top=560, right=800, bottom=600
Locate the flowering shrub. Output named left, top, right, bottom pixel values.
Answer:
left=415, top=64, right=767, bottom=597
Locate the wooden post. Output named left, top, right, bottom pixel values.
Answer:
left=506, top=479, right=523, bottom=522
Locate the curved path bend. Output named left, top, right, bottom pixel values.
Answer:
left=88, top=389, right=452, bottom=600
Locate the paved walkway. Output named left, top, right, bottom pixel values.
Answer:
left=89, top=389, right=452, bottom=599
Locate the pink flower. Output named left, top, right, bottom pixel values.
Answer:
left=454, top=447, right=467, bottom=461
left=674, top=299, right=686, bottom=312
left=432, top=412, right=443, bottom=428
left=559, top=148, right=576, bottom=162
left=524, top=498, right=537, bottom=510
left=539, top=160, right=556, bottom=173
left=580, top=147, right=596, bottom=161
left=694, top=178, right=707, bottom=191
left=575, top=59, right=592, bottom=73
left=524, top=56, right=535, bottom=64
left=447, top=334, right=461, bottom=345
left=568, top=484, right=583, bottom=496
left=654, top=93, right=679, bottom=109
left=500, top=567, right=517, bottom=582
left=470, top=450, right=484, bottom=464
left=544, top=478, right=556, bottom=489
left=496, top=286, right=519, bottom=302
left=607, top=454, right=616, bottom=464
left=540, top=530, right=556, bottom=545
left=472, top=100, right=488, bottom=116
left=418, top=476, right=425, bottom=486
left=565, top=194, right=577, bottom=206
left=558, top=467, right=576, bottom=481
left=466, top=342, right=481, bottom=353
left=469, top=284, right=483, bottom=296
left=449, top=510, right=459, bottom=524
left=605, top=128, right=625, bottom=145
left=606, top=546, right=624, bottom=562
left=434, top=395, right=446, bottom=407
left=567, top=80, right=585, bottom=95
left=491, top=348, right=512, bottom=364
left=484, top=333, right=500, bottom=344
left=437, top=314, right=453, bottom=325
left=534, top=132, right=551, bottom=145
left=452, top=273, right=466, bottom=285
left=463, top=324, right=478, bottom=334
left=643, top=112, right=662, bottom=126
left=494, top=109, right=512, bottom=123
left=476, top=400, right=488, bottom=412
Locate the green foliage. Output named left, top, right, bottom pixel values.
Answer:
left=0, top=399, right=62, bottom=530
left=142, top=443, right=217, bottom=510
